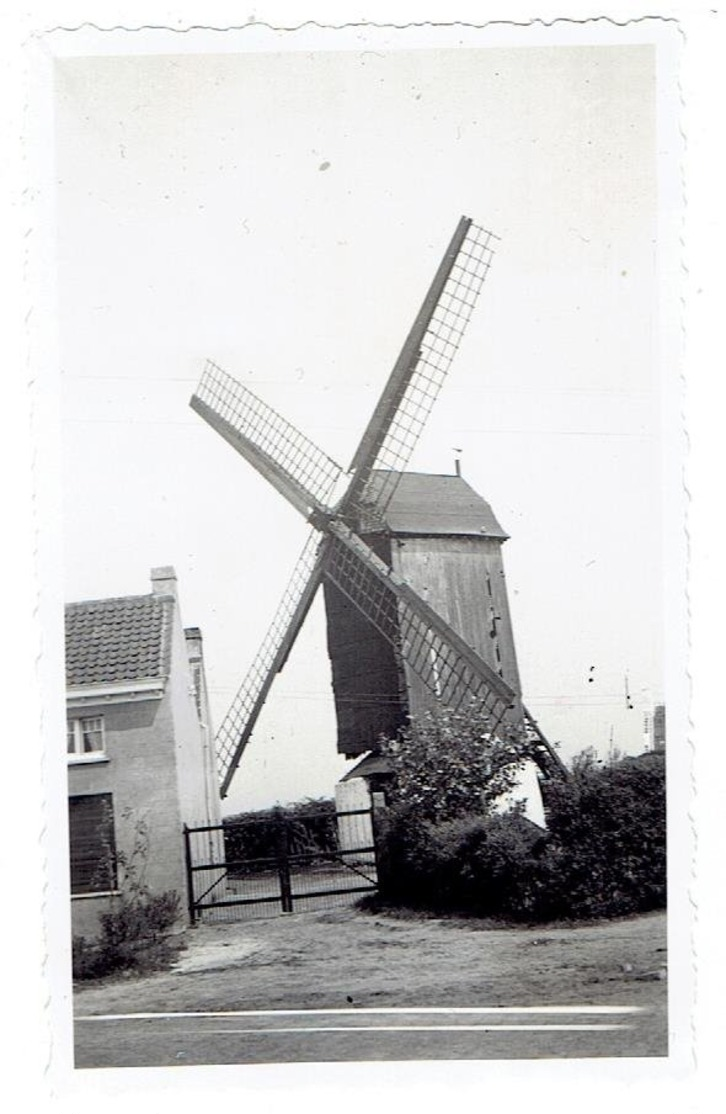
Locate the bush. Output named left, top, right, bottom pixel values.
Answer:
left=538, top=750, right=667, bottom=919
left=71, top=809, right=184, bottom=981
left=223, top=798, right=337, bottom=875
left=72, top=934, right=104, bottom=981
left=376, top=751, right=666, bottom=923
left=378, top=702, right=532, bottom=824
left=72, top=890, right=182, bottom=981
left=376, top=806, right=548, bottom=917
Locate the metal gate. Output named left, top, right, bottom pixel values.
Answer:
left=183, top=807, right=378, bottom=922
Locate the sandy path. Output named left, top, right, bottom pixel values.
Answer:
left=74, top=907, right=667, bottom=1021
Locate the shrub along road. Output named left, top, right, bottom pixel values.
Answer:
left=73, top=906, right=667, bottom=1067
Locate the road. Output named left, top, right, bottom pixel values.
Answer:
left=74, top=1003, right=663, bottom=1066
left=73, top=908, right=668, bottom=1067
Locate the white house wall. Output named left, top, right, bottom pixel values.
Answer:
left=68, top=689, right=187, bottom=939
left=167, top=617, right=226, bottom=906
left=68, top=590, right=226, bottom=939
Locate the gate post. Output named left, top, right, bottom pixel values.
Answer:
left=183, top=824, right=197, bottom=925
left=370, top=792, right=387, bottom=896
left=275, top=811, right=293, bottom=913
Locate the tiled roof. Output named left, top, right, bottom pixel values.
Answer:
left=369, top=472, right=509, bottom=539
left=65, top=593, right=173, bottom=687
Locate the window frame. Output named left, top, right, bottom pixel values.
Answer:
left=67, top=714, right=107, bottom=763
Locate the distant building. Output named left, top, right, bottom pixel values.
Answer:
left=65, top=567, right=224, bottom=939
left=644, top=703, right=666, bottom=754
left=653, top=704, right=666, bottom=752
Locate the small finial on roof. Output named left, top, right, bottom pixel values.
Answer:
left=453, top=448, right=463, bottom=478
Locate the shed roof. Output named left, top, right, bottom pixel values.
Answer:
left=367, top=472, right=508, bottom=539
left=340, top=752, right=394, bottom=781
left=65, top=593, right=173, bottom=688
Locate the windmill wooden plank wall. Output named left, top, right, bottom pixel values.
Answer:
left=323, top=533, right=406, bottom=756
left=324, top=471, right=523, bottom=757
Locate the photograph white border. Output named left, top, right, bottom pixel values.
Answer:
left=2, top=3, right=722, bottom=1111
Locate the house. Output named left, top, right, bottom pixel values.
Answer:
left=65, top=566, right=224, bottom=939
left=332, top=471, right=547, bottom=831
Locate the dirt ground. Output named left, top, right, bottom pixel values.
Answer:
left=75, top=904, right=667, bottom=1020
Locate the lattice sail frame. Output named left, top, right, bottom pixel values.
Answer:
left=215, top=529, right=327, bottom=797
left=348, top=221, right=498, bottom=527
left=192, top=359, right=343, bottom=516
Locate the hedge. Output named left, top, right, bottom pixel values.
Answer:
left=375, top=751, right=666, bottom=922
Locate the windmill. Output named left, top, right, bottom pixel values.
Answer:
left=191, top=216, right=566, bottom=801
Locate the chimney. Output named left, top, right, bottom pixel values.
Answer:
left=151, top=566, right=177, bottom=600
left=185, top=627, right=206, bottom=723
left=184, top=626, right=203, bottom=663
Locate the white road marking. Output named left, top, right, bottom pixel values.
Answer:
left=76, top=1005, right=642, bottom=1023
left=177, top=1023, right=631, bottom=1035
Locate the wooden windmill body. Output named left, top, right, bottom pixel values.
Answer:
left=325, top=470, right=521, bottom=758
left=190, top=216, right=566, bottom=804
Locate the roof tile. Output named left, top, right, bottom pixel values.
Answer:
left=65, top=593, right=173, bottom=688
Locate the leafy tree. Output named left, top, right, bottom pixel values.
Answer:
left=378, top=701, right=531, bottom=824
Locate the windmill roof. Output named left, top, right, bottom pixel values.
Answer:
left=65, top=593, right=173, bottom=688
left=370, top=472, right=509, bottom=539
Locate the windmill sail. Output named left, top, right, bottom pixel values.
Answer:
left=523, top=705, right=569, bottom=778
left=191, top=359, right=343, bottom=517
left=346, top=219, right=498, bottom=527
left=215, top=529, right=327, bottom=797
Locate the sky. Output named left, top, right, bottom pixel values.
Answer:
left=53, top=35, right=678, bottom=815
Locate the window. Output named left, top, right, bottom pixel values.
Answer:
left=67, top=716, right=105, bottom=760
left=68, top=793, right=117, bottom=895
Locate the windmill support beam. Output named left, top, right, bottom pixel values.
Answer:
left=190, top=395, right=329, bottom=520
left=346, top=216, right=472, bottom=504
left=523, top=705, right=570, bottom=780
